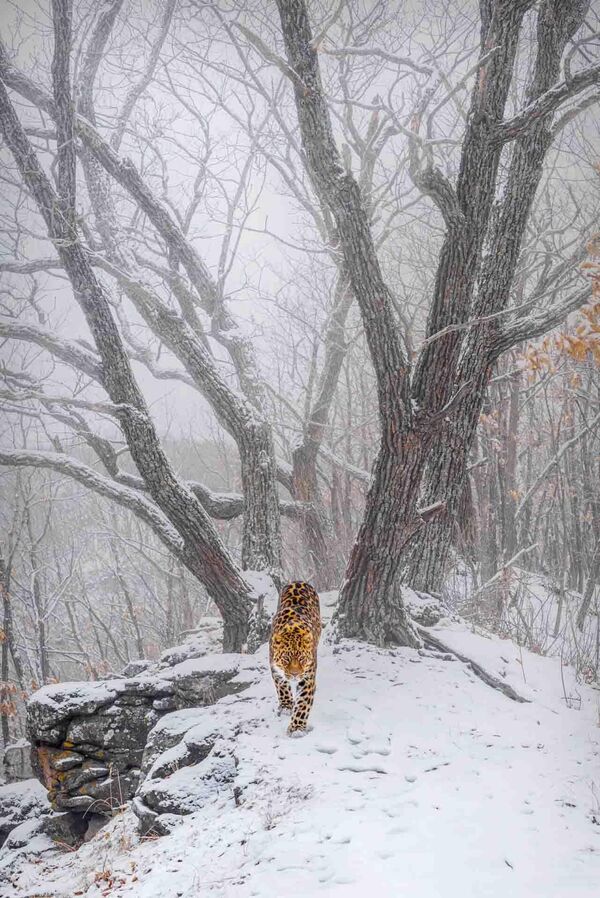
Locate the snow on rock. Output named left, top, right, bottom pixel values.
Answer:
left=5, top=618, right=600, bottom=898
left=1, top=739, right=33, bottom=783
left=159, top=617, right=223, bottom=666
left=403, top=587, right=448, bottom=627
left=24, top=647, right=262, bottom=846
left=0, top=779, right=50, bottom=847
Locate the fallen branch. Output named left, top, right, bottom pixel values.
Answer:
left=416, top=625, right=530, bottom=703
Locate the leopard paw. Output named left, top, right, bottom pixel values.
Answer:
left=287, top=726, right=307, bottom=738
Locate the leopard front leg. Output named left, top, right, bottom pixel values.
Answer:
left=288, top=666, right=316, bottom=735
left=271, top=665, right=294, bottom=714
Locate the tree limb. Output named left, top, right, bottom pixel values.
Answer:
left=0, top=448, right=185, bottom=555
left=0, top=317, right=103, bottom=381
left=496, top=284, right=591, bottom=354
left=495, top=64, right=600, bottom=143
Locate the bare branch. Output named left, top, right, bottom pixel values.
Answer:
left=496, top=284, right=591, bottom=354
left=0, top=448, right=184, bottom=555
left=0, top=317, right=103, bottom=380
left=495, top=64, right=600, bottom=143
left=321, top=45, right=432, bottom=77
left=516, top=409, right=600, bottom=520
left=110, top=0, right=176, bottom=152
left=233, top=23, right=308, bottom=90
left=0, top=258, right=62, bottom=274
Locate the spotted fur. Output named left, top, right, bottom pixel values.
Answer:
left=269, top=581, right=321, bottom=735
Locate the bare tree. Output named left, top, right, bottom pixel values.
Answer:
left=0, top=0, right=256, bottom=651
left=273, top=0, right=599, bottom=644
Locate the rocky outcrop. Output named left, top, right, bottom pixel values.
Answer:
left=131, top=707, right=241, bottom=836
left=26, top=651, right=262, bottom=841
left=0, top=779, right=50, bottom=848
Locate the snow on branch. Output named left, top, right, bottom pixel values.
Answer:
left=0, top=316, right=103, bottom=381
left=496, top=284, right=591, bottom=354
left=0, top=448, right=184, bottom=555
left=495, top=64, right=600, bottom=143
left=320, top=45, right=432, bottom=77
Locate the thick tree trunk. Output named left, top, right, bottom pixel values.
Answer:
left=335, top=432, right=426, bottom=646
left=290, top=275, right=353, bottom=590
left=291, top=444, right=338, bottom=590
left=276, top=0, right=424, bottom=643
left=404, top=1, right=588, bottom=593
left=406, top=369, right=493, bottom=592
left=239, top=421, right=282, bottom=579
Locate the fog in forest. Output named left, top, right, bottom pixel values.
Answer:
left=0, top=3, right=599, bottom=890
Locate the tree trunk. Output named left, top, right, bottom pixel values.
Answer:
left=239, top=422, right=282, bottom=580
left=403, top=1, right=588, bottom=593
left=291, top=444, right=337, bottom=590
left=406, top=369, right=494, bottom=592
left=0, top=21, right=253, bottom=651
left=577, top=538, right=600, bottom=630
left=335, top=430, right=425, bottom=646
left=1, top=555, right=14, bottom=747
left=78, top=121, right=282, bottom=584
left=75, top=6, right=282, bottom=584
left=276, top=0, right=424, bottom=643
left=502, top=366, right=521, bottom=560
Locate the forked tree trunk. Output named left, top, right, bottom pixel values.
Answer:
left=406, top=371, right=493, bottom=593
left=404, top=1, right=590, bottom=594
left=335, top=431, right=426, bottom=646
left=0, top=9, right=254, bottom=652
left=276, top=0, right=424, bottom=644
left=75, top=16, right=283, bottom=584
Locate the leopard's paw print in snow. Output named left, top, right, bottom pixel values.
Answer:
left=269, top=581, right=321, bottom=736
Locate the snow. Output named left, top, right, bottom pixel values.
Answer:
left=3, top=615, right=600, bottom=898
left=444, top=564, right=599, bottom=676
left=242, top=569, right=279, bottom=608
left=30, top=680, right=121, bottom=715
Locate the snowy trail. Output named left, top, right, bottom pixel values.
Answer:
left=4, top=620, right=600, bottom=898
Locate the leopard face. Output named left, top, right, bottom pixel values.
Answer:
left=269, top=581, right=321, bottom=735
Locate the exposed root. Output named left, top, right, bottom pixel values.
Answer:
left=417, top=626, right=530, bottom=703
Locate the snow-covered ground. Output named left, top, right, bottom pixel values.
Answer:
left=2, top=616, right=600, bottom=898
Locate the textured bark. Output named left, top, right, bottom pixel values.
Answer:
left=291, top=276, right=353, bottom=589
left=411, top=0, right=531, bottom=414
left=406, top=0, right=592, bottom=592
left=335, top=434, right=427, bottom=645
left=0, top=9, right=253, bottom=651
left=0, top=26, right=283, bottom=583
left=276, top=0, right=423, bottom=645
left=502, top=367, right=521, bottom=560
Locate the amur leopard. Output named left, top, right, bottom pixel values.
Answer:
left=269, top=581, right=321, bottom=735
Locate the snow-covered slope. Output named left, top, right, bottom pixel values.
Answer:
left=3, top=618, right=600, bottom=898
